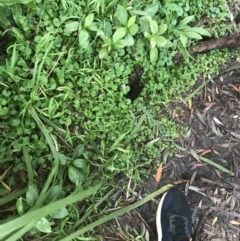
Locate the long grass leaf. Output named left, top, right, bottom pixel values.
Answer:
left=124, top=114, right=147, bottom=144
left=5, top=221, right=37, bottom=241
left=0, top=188, right=27, bottom=206
left=39, top=114, right=67, bottom=137
left=30, top=166, right=57, bottom=209
left=60, top=184, right=173, bottom=241
left=22, top=146, right=34, bottom=186
left=0, top=184, right=100, bottom=238
left=67, top=188, right=115, bottom=233
left=175, top=144, right=234, bottom=176
left=0, top=0, right=32, bottom=4
left=28, top=107, right=59, bottom=167
left=185, top=78, right=211, bottom=101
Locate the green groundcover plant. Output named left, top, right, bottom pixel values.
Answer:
left=0, top=0, right=236, bottom=240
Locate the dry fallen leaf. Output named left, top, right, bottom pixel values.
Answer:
left=212, top=85, right=216, bottom=101
left=230, top=84, right=240, bottom=93
left=190, top=171, right=197, bottom=185
left=156, top=163, right=163, bottom=182
left=203, top=228, right=216, bottom=236
left=230, top=220, right=240, bottom=226
left=163, top=149, right=169, bottom=165
left=231, top=132, right=240, bottom=139
left=189, top=148, right=201, bottom=162
left=172, top=179, right=189, bottom=184
left=201, top=149, right=212, bottom=156
left=212, top=216, right=218, bottom=226
left=188, top=99, right=192, bottom=109
left=213, top=117, right=224, bottom=126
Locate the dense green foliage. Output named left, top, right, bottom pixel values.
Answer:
left=0, top=0, right=236, bottom=240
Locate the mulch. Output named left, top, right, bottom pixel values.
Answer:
left=99, top=60, right=240, bottom=241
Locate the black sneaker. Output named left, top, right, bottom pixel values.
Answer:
left=156, top=189, right=192, bottom=241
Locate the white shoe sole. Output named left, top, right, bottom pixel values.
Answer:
left=156, top=191, right=169, bottom=241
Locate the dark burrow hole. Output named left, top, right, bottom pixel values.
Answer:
left=126, top=66, right=144, bottom=101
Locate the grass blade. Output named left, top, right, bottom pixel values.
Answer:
left=0, top=0, right=32, bottom=4
left=67, top=188, right=115, bottom=233
left=175, top=144, right=234, bottom=176
left=185, top=77, right=211, bottom=101
left=28, top=106, right=59, bottom=167
left=0, top=188, right=27, bottom=206
left=124, top=114, right=147, bottom=144
left=0, top=184, right=101, bottom=239
left=60, top=184, right=173, bottom=241
left=22, top=146, right=34, bottom=186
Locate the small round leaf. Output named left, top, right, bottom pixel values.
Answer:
left=16, top=197, right=24, bottom=215
left=36, top=218, right=51, bottom=233
left=26, top=186, right=39, bottom=207
left=68, top=166, right=87, bottom=183
left=50, top=207, right=69, bottom=219
left=128, top=24, right=138, bottom=35
left=72, top=159, right=87, bottom=169
left=155, top=36, right=167, bottom=47
left=65, top=21, right=79, bottom=32
left=158, top=24, right=168, bottom=35
left=99, top=47, right=108, bottom=59
left=73, top=144, right=84, bottom=158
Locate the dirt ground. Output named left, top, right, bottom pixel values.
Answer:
left=99, top=59, right=240, bottom=241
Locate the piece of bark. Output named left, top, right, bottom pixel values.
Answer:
left=173, top=35, right=240, bottom=62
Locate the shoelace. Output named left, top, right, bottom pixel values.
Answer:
left=169, top=216, right=190, bottom=241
